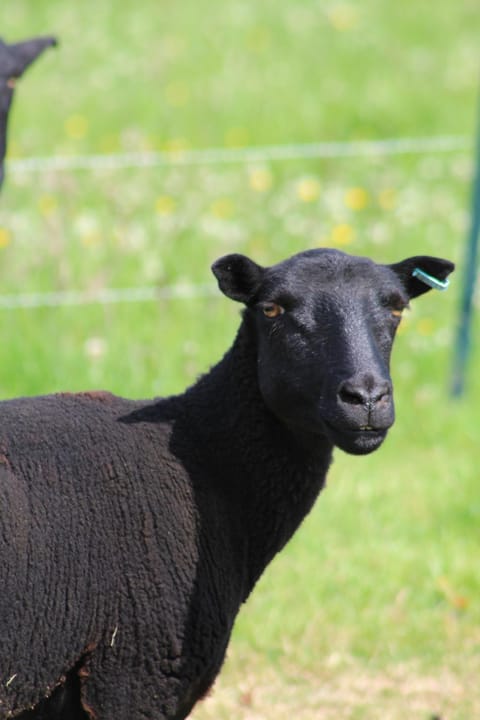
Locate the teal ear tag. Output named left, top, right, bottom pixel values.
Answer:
left=412, top=267, right=450, bottom=291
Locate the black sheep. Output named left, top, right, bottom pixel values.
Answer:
left=0, top=35, right=57, bottom=189
left=0, top=248, right=453, bottom=719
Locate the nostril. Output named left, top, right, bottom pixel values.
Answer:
left=338, top=380, right=368, bottom=406
left=372, top=382, right=392, bottom=404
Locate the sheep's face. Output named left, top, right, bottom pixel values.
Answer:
left=212, top=249, right=454, bottom=456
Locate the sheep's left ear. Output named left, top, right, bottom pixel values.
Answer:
left=389, top=255, right=455, bottom=299
left=212, top=253, right=264, bottom=304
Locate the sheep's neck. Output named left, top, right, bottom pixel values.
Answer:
left=183, top=320, right=333, bottom=595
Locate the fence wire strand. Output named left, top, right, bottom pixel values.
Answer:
left=7, top=135, right=471, bottom=174
left=0, top=284, right=217, bottom=310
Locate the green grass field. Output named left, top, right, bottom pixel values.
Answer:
left=1, top=1, right=479, bottom=717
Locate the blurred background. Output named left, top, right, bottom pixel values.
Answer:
left=1, top=1, right=479, bottom=717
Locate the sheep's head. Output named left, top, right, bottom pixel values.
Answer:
left=212, top=248, right=454, bottom=455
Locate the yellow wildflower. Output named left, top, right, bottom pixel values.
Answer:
left=81, top=232, right=101, bottom=247
left=155, top=195, right=176, bottom=216
left=65, top=114, right=89, bottom=140
left=345, top=187, right=369, bottom=210
left=7, top=140, right=21, bottom=158
left=164, top=137, right=189, bottom=153
left=210, top=197, right=235, bottom=219
left=326, top=4, right=358, bottom=31
left=225, top=127, right=249, bottom=148
left=331, top=223, right=355, bottom=246
left=296, top=177, right=321, bottom=203
left=417, top=318, right=435, bottom=336
left=0, top=228, right=11, bottom=248
left=248, top=167, right=273, bottom=193
left=99, top=134, right=120, bottom=153
left=37, top=194, right=57, bottom=217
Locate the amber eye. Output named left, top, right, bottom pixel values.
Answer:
left=262, top=302, right=284, bottom=318
left=391, top=309, right=403, bottom=319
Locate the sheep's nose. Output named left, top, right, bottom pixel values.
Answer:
left=337, top=375, right=391, bottom=409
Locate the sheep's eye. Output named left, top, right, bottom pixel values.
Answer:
left=383, top=293, right=409, bottom=320
left=262, top=302, right=284, bottom=318
left=7, top=77, right=17, bottom=89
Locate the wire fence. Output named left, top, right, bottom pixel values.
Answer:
left=1, top=134, right=472, bottom=311
left=0, top=284, right=216, bottom=310
left=7, top=134, right=471, bottom=174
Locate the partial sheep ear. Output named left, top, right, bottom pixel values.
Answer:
left=389, top=255, right=455, bottom=299
left=5, top=36, right=57, bottom=77
left=211, top=254, right=264, bottom=303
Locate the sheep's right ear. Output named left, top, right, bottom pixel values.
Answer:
left=211, top=254, right=264, bottom=303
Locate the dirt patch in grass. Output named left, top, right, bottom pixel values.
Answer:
left=191, top=651, right=479, bottom=720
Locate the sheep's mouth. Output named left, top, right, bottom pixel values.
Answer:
left=323, top=421, right=388, bottom=456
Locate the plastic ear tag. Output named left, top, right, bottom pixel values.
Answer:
left=412, top=267, right=450, bottom=291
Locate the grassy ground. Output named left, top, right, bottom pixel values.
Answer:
left=1, top=1, right=479, bottom=717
